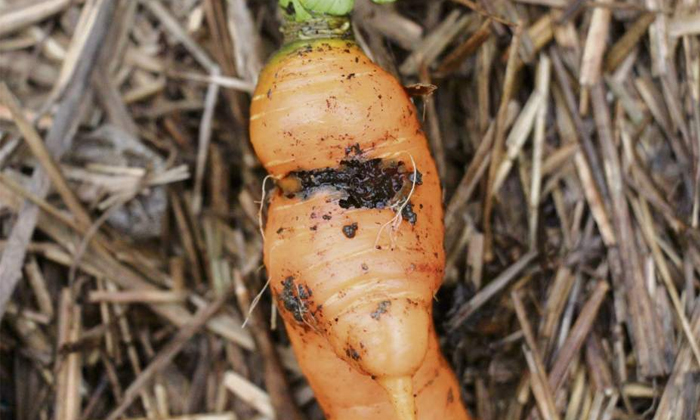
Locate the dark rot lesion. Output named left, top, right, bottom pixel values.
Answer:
left=279, top=276, right=318, bottom=326
left=277, top=146, right=423, bottom=224
left=370, top=300, right=391, bottom=320
left=447, top=388, right=455, bottom=404
left=345, top=345, right=361, bottom=361
left=342, top=222, right=358, bottom=238
left=401, top=202, right=417, bottom=225
left=345, top=143, right=362, bottom=157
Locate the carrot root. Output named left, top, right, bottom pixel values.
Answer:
left=378, top=376, right=417, bottom=420
left=251, top=18, right=471, bottom=416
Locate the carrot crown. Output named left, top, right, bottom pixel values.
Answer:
left=280, top=0, right=396, bottom=44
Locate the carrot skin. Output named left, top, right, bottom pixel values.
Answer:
left=289, top=321, right=468, bottom=419
left=250, top=38, right=471, bottom=420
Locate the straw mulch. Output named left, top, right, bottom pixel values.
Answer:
left=1, top=0, right=699, bottom=419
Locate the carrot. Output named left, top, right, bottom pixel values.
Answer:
left=250, top=2, right=471, bottom=419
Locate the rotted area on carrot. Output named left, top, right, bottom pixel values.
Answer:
left=248, top=1, right=472, bottom=419
left=279, top=148, right=422, bottom=225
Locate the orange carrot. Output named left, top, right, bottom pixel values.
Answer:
left=250, top=3, right=471, bottom=419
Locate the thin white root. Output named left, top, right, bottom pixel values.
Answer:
left=393, top=153, right=418, bottom=230
left=243, top=175, right=274, bottom=328
left=256, top=175, right=273, bottom=241
left=374, top=153, right=418, bottom=250
left=242, top=275, right=271, bottom=328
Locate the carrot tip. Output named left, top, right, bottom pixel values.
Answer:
left=378, top=376, right=416, bottom=420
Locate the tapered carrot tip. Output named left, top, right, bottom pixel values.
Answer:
left=378, top=376, right=416, bottom=420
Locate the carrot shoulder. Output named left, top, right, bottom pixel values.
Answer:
left=249, top=5, right=471, bottom=419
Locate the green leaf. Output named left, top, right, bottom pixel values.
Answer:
left=302, top=0, right=355, bottom=15
left=279, top=0, right=312, bottom=21
left=279, top=0, right=396, bottom=21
